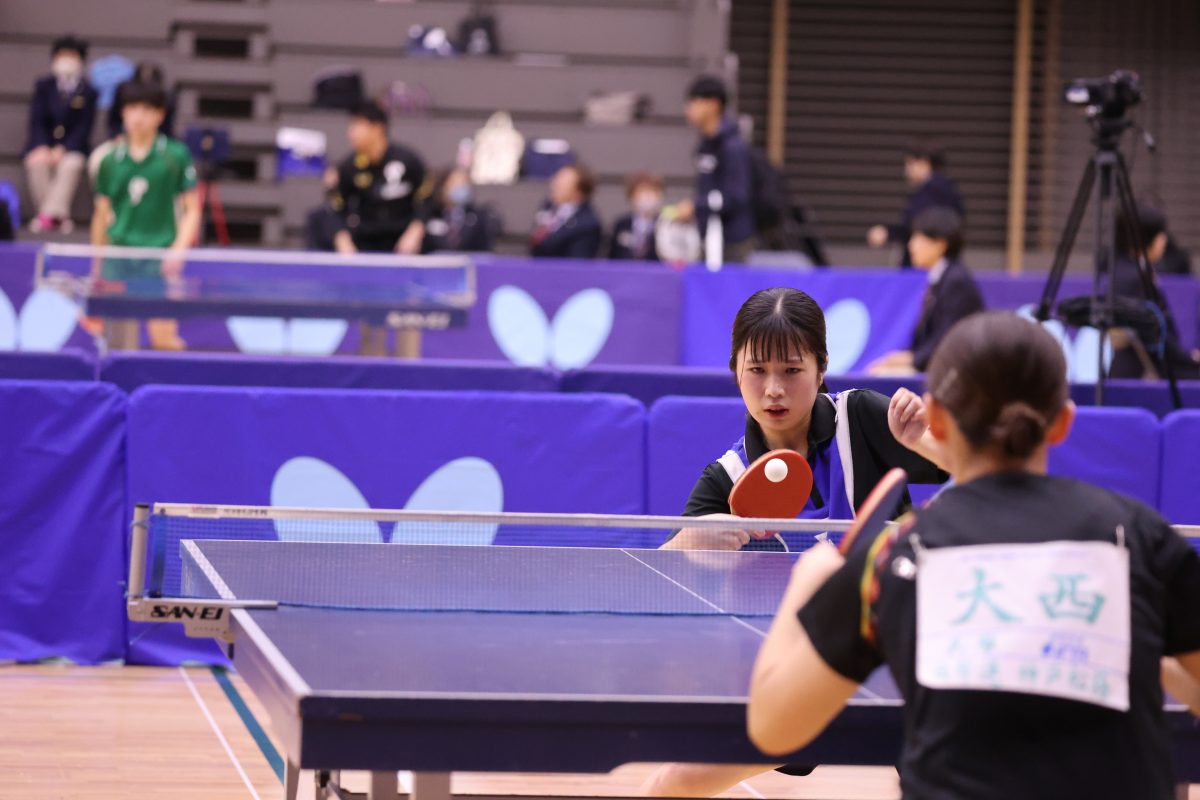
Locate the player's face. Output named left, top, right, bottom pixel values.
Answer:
left=347, top=118, right=382, bottom=154
left=908, top=232, right=948, bottom=269
left=735, top=344, right=823, bottom=438
left=684, top=97, right=715, bottom=130
left=122, top=102, right=164, bottom=139
left=549, top=168, right=579, bottom=206
left=904, top=156, right=932, bottom=186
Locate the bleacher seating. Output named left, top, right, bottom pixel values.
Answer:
left=0, top=0, right=727, bottom=248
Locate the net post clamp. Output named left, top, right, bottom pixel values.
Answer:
left=126, top=504, right=277, bottom=642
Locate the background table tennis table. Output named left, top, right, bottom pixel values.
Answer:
left=178, top=537, right=1200, bottom=800
left=37, top=244, right=476, bottom=356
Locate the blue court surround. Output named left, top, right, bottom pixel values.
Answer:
left=0, top=381, right=127, bottom=663
left=125, top=386, right=648, bottom=664
left=100, top=351, right=558, bottom=394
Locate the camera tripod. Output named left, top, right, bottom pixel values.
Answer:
left=1034, top=118, right=1182, bottom=409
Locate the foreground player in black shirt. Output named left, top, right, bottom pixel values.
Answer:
left=749, top=312, right=1200, bottom=800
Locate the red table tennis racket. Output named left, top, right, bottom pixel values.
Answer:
left=838, top=468, right=908, bottom=556
left=728, top=449, right=814, bottom=519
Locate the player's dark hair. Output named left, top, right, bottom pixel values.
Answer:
left=687, top=74, right=728, bottom=111
left=624, top=171, right=664, bottom=199
left=351, top=102, right=389, bottom=126
left=729, top=288, right=829, bottom=380
left=51, top=35, right=88, bottom=60
left=566, top=163, right=596, bottom=201
left=927, top=312, right=1067, bottom=460
left=912, top=206, right=964, bottom=260
left=904, top=136, right=946, bottom=171
left=1115, top=203, right=1167, bottom=259
left=120, top=81, right=168, bottom=110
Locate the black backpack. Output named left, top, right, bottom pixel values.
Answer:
left=748, top=147, right=792, bottom=232
left=747, top=147, right=828, bottom=265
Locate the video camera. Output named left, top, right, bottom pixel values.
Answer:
left=1064, top=69, right=1142, bottom=120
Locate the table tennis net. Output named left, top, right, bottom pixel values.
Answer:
left=147, top=506, right=853, bottom=616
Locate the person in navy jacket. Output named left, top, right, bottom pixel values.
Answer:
left=867, top=137, right=966, bottom=268
left=674, top=75, right=756, bottom=264
left=24, top=36, right=97, bottom=233
left=529, top=163, right=602, bottom=259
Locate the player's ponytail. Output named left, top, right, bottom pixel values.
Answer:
left=989, top=402, right=1048, bottom=459
left=928, top=312, right=1067, bottom=459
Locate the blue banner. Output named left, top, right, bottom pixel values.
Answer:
left=682, top=267, right=926, bottom=372
left=0, top=380, right=127, bottom=664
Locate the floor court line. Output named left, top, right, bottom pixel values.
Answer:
left=180, top=666, right=263, bottom=800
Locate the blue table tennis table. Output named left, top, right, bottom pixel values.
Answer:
left=130, top=507, right=1200, bottom=800
left=36, top=244, right=475, bottom=355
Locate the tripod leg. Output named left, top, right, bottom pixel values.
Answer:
left=1037, top=158, right=1095, bottom=322
left=209, top=183, right=232, bottom=246
left=1113, top=157, right=1183, bottom=409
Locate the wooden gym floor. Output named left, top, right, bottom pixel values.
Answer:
left=0, top=663, right=1194, bottom=800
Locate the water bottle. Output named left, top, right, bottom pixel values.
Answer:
left=704, top=190, right=724, bottom=272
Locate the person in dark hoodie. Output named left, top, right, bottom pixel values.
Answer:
left=673, top=75, right=756, bottom=264
left=868, top=137, right=966, bottom=268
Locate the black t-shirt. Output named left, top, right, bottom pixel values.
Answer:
left=682, top=390, right=947, bottom=523
left=800, top=472, right=1200, bottom=800
left=332, top=144, right=427, bottom=252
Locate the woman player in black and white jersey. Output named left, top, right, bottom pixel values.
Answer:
left=748, top=312, right=1200, bottom=800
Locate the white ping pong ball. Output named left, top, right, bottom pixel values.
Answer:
left=765, top=458, right=788, bottom=483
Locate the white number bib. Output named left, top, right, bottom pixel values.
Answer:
left=916, top=540, right=1130, bottom=711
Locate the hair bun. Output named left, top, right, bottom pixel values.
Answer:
left=989, top=402, right=1046, bottom=459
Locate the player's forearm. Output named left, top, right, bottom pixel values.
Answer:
left=749, top=545, right=856, bottom=754
left=172, top=206, right=202, bottom=250
left=1165, top=654, right=1200, bottom=716
left=758, top=544, right=842, bottom=662
left=90, top=208, right=109, bottom=247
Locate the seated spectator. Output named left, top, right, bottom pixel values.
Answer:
left=305, top=103, right=428, bottom=255
left=1107, top=204, right=1200, bottom=379
left=529, top=163, right=602, bottom=259
left=674, top=75, right=755, bottom=264
left=24, top=35, right=97, bottom=233
left=867, top=207, right=983, bottom=375
left=867, top=137, right=966, bottom=268
left=400, top=166, right=500, bottom=254
left=608, top=172, right=663, bottom=261
left=1158, top=235, right=1193, bottom=277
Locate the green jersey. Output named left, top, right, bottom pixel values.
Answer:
left=96, top=135, right=197, bottom=247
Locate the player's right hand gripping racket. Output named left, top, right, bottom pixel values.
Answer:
left=838, top=468, right=909, bottom=556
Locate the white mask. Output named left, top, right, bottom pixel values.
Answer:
left=51, top=56, right=82, bottom=83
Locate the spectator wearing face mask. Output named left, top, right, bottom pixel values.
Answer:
left=24, top=35, right=97, bottom=233
left=400, top=166, right=501, bottom=254
left=608, top=172, right=664, bottom=261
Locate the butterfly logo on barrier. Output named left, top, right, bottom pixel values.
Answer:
left=0, top=286, right=79, bottom=351
left=487, top=286, right=614, bottom=369
left=226, top=317, right=349, bottom=356
left=823, top=298, right=872, bottom=374
left=1018, top=305, right=1113, bottom=383
left=270, top=455, right=504, bottom=544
